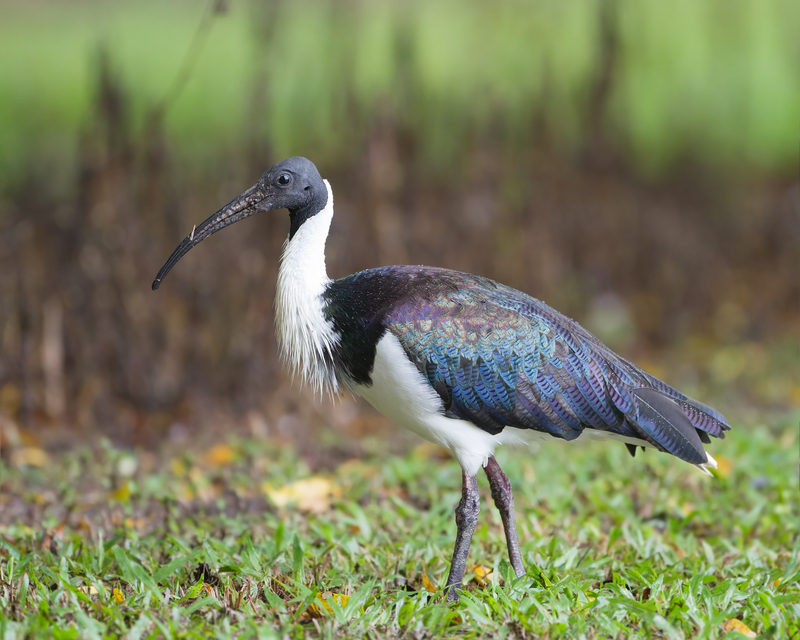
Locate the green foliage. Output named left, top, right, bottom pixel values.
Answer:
left=1, top=412, right=797, bottom=638
left=1, top=0, right=798, bottom=187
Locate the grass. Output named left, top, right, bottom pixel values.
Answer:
left=1, top=410, right=797, bottom=638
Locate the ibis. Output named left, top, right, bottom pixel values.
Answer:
left=153, top=157, right=730, bottom=600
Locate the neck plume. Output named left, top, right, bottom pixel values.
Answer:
left=275, top=180, right=339, bottom=395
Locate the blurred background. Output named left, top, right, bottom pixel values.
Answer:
left=0, top=0, right=797, bottom=458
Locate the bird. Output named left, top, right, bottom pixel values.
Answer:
left=153, top=156, right=730, bottom=601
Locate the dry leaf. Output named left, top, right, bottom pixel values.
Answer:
left=111, top=482, right=131, bottom=502
left=12, top=446, right=50, bottom=467
left=123, top=517, right=147, bottom=530
left=721, top=619, right=756, bottom=637
left=77, top=517, right=93, bottom=533
left=203, top=443, right=235, bottom=467
left=471, top=565, right=493, bottom=586
left=201, top=583, right=218, bottom=599
left=264, top=477, right=342, bottom=514
left=170, top=458, right=188, bottom=476
left=422, top=572, right=437, bottom=593
left=714, top=455, right=733, bottom=479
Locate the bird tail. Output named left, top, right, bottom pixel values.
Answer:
left=637, top=370, right=731, bottom=440
left=613, top=380, right=730, bottom=474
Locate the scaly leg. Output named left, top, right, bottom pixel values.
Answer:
left=445, top=471, right=480, bottom=601
left=484, top=456, right=525, bottom=578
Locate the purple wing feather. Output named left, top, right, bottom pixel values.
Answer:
left=380, top=266, right=730, bottom=463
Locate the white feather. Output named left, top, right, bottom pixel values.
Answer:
left=274, top=180, right=339, bottom=395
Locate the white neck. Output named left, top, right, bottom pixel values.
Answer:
left=275, top=180, right=339, bottom=394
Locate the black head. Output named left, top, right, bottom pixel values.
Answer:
left=262, top=157, right=328, bottom=239
left=152, top=156, right=328, bottom=290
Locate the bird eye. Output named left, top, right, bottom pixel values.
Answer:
left=277, top=173, right=292, bottom=186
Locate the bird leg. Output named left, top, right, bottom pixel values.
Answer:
left=484, top=456, right=525, bottom=578
left=445, top=471, right=480, bottom=601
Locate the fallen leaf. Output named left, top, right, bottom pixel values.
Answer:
left=170, top=458, right=188, bottom=476
left=111, top=482, right=131, bottom=502
left=123, top=518, right=147, bottom=530
left=471, top=565, right=493, bottom=586
left=309, top=592, right=349, bottom=617
left=12, top=447, right=50, bottom=467
left=203, top=443, right=235, bottom=467
left=264, top=477, right=342, bottom=514
left=77, top=518, right=93, bottom=533
left=18, top=427, right=40, bottom=447
left=721, top=619, right=756, bottom=637
left=422, top=572, right=437, bottom=593
left=112, top=588, right=125, bottom=604
left=714, top=455, right=733, bottom=479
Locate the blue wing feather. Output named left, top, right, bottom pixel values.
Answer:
left=378, top=266, right=730, bottom=463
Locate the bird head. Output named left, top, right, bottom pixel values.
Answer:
left=152, top=156, right=327, bottom=290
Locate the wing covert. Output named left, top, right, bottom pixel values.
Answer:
left=385, top=278, right=621, bottom=440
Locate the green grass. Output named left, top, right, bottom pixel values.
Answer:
left=1, top=411, right=797, bottom=638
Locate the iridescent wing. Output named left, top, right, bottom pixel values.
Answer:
left=384, top=270, right=729, bottom=463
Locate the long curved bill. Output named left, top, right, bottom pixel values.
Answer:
left=152, top=181, right=268, bottom=290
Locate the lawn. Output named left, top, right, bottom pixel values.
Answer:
left=1, top=411, right=797, bottom=638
